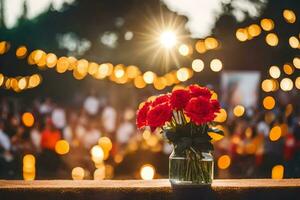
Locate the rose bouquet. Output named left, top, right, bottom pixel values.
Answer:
left=136, top=84, right=223, bottom=185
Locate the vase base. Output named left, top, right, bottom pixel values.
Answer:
left=169, top=179, right=211, bottom=188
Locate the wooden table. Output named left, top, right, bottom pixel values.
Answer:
left=0, top=179, right=299, bottom=200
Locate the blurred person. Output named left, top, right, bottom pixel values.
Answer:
left=102, top=105, right=117, bottom=133
left=82, top=120, right=101, bottom=149
left=39, top=98, right=53, bottom=115
left=41, top=118, right=61, bottom=151
left=83, top=90, right=100, bottom=116
left=0, top=120, right=13, bottom=178
left=51, top=106, right=66, bottom=130
left=30, top=124, right=42, bottom=152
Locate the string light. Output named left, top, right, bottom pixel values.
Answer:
left=192, top=59, right=204, bottom=72
left=265, top=33, right=279, bottom=46
left=55, top=140, right=70, bottom=155
left=269, top=66, right=280, bottom=79
left=236, top=28, right=248, bottom=42
left=263, top=96, right=275, bottom=110
left=260, top=18, right=275, bottom=31
left=210, top=59, right=223, bottom=72
left=269, top=126, right=282, bottom=141
left=293, top=57, right=300, bottom=69
left=178, top=44, right=190, bottom=56
left=289, top=36, right=300, bottom=49
left=283, top=64, right=294, bottom=75
left=280, top=78, right=293, bottom=91
left=283, top=9, right=296, bottom=24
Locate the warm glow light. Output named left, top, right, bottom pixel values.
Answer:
left=269, top=126, right=282, bottom=141
left=72, top=167, right=85, bottom=180
left=192, top=59, right=204, bottom=72
left=114, top=65, right=125, bottom=78
left=18, top=77, right=27, bottom=90
left=16, top=46, right=27, bottom=58
left=90, top=145, right=104, bottom=163
left=218, top=155, right=231, bottom=170
left=56, top=57, right=69, bottom=73
left=178, top=44, right=190, bottom=56
left=0, top=41, right=9, bottom=54
left=22, top=112, right=34, bottom=127
left=265, top=33, right=279, bottom=46
left=55, top=140, right=70, bottom=155
left=94, top=167, right=105, bottom=180
left=261, top=79, right=276, bottom=92
left=88, top=62, right=99, bottom=75
left=159, top=31, right=177, bottom=48
left=28, top=74, right=41, bottom=88
left=134, top=75, right=146, bottom=88
left=272, top=165, right=284, bottom=179
left=46, top=53, right=57, bottom=68
left=233, top=105, right=245, bottom=117
left=248, top=24, right=261, bottom=37
left=204, top=37, right=219, bottom=50
left=260, top=18, right=274, bottom=31
left=289, top=36, right=299, bottom=49
left=0, top=74, right=4, bottom=86
left=280, top=78, right=293, bottom=91
left=76, top=59, right=89, bottom=76
left=295, top=77, right=300, bottom=89
left=269, top=66, right=280, bottom=79
left=176, top=68, right=189, bottom=82
left=283, top=9, right=296, bottom=24
left=263, top=96, right=275, bottom=110
left=210, top=59, right=223, bottom=72
left=195, top=40, right=206, bottom=53
left=153, top=77, right=167, bottom=90
left=126, top=65, right=141, bottom=79
left=283, top=64, right=294, bottom=75
left=23, top=154, right=35, bottom=180
left=143, top=71, right=156, bottom=84
left=140, top=164, right=155, bottom=180
left=98, top=137, right=112, bottom=160
left=293, top=57, right=300, bottom=69
left=236, top=28, right=248, bottom=41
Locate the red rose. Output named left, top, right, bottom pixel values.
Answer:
left=147, top=102, right=172, bottom=129
left=136, top=101, right=152, bottom=128
left=184, top=97, right=217, bottom=125
left=152, top=94, right=171, bottom=107
left=211, top=99, right=221, bottom=113
left=170, top=89, right=191, bottom=110
left=188, top=84, right=212, bottom=99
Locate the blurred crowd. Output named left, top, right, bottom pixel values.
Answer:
left=0, top=91, right=300, bottom=180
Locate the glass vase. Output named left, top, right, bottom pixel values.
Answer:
left=169, top=149, right=213, bottom=186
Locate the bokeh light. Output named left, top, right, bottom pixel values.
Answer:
left=236, top=28, right=248, bottom=42
left=214, top=108, right=227, bottom=123
left=192, top=59, right=204, bottom=72
left=283, top=64, right=294, bottom=75
left=269, top=126, right=281, bottom=141
left=159, top=31, right=177, bottom=49
left=295, top=77, right=300, bottom=89
left=260, top=18, right=274, bottom=31
left=269, top=66, right=280, bottom=79
left=233, top=105, right=245, bottom=117
left=283, top=9, right=296, bottom=24
left=210, top=59, right=223, bottom=72
left=280, top=78, right=293, bottom=91
left=16, top=46, right=28, bottom=58
left=90, top=145, right=104, bottom=163
left=176, top=68, right=189, bottom=82
left=140, top=164, right=155, bottom=180
left=293, top=57, right=300, bottom=69
left=55, top=140, right=70, bottom=155
left=289, top=36, right=299, bottom=49
left=178, top=44, right=190, bottom=56
left=265, top=33, right=279, bottom=46
left=72, top=167, right=85, bottom=180
left=22, top=112, right=35, bottom=127
left=272, top=165, right=284, bottom=179
left=143, top=71, right=156, bottom=84
left=218, top=155, right=231, bottom=170
left=263, top=96, right=275, bottom=110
